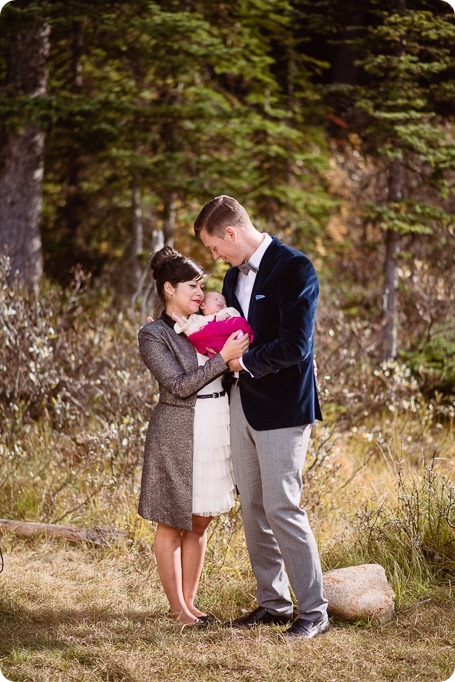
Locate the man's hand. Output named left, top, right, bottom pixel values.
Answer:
left=146, top=316, right=154, bottom=324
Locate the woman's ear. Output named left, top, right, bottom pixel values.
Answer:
left=164, top=282, right=174, bottom=297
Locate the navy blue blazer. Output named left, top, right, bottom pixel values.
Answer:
left=222, top=236, right=322, bottom=431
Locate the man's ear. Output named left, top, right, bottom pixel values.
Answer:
left=225, top=226, right=237, bottom=241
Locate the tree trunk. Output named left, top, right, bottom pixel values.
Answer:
left=381, top=160, right=402, bottom=361
left=382, top=228, right=399, bottom=361
left=162, top=191, right=176, bottom=246
left=381, top=0, right=406, bottom=361
left=131, top=178, right=144, bottom=287
left=332, top=6, right=368, bottom=85
left=60, top=22, right=84, bottom=250
left=0, top=16, right=50, bottom=286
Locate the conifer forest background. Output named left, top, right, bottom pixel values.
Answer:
left=0, top=2, right=454, bottom=681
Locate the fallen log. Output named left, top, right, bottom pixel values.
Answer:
left=0, top=519, right=129, bottom=547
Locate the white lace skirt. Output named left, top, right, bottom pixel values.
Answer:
left=192, top=356, right=235, bottom=517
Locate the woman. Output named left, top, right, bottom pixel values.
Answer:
left=138, top=246, right=249, bottom=626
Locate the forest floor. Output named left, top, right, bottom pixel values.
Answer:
left=0, top=539, right=453, bottom=682
left=1, top=412, right=453, bottom=681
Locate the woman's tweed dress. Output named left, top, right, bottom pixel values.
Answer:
left=138, top=317, right=228, bottom=531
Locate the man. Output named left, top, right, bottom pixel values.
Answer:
left=194, top=195, right=329, bottom=639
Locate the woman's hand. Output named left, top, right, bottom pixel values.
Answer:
left=219, top=330, right=250, bottom=363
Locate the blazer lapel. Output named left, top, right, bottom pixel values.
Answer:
left=248, top=238, right=280, bottom=321
left=225, top=267, right=245, bottom=316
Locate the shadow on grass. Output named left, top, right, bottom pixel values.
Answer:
left=0, top=599, right=169, bottom=681
left=1, top=588, right=454, bottom=681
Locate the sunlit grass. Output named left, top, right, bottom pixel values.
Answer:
left=0, top=539, right=453, bottom=682
left=1, top=415, right=454, bottom=681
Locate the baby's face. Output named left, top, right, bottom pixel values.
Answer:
left=200, top=292, right=226, bottom=315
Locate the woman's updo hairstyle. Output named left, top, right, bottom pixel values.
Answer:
left=151, top=245, right=205, bottom=302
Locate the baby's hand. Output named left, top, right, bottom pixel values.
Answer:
left=172, top=312, right=188, bottom=326
left=216, top=310, right=230, bottom=321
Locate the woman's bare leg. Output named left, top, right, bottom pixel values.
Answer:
left=154, top=522, right=197, bottom=624
left=181, top=514, right=212, bottom=617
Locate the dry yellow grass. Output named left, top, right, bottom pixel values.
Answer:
left=0, top=539, right=453, bottom=682
left=1, top=416, right=453, bottom=681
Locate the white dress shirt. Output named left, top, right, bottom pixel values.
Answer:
left=236, top=233, right=272, bottom=318
left=236, top=233, right=272, bottom=375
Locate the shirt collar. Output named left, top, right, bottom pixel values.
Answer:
left=248, top=233, right=272, bottom=270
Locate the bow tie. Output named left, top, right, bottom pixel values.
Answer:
left=238, top=260, right=259, bottom=276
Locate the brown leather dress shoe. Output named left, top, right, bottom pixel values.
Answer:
left=282, top=615, right=330, bottom=639
left=226, top=606, right=294, bottom=628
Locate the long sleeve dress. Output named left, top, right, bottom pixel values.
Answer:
left=138, top=312, right=235, bottom=530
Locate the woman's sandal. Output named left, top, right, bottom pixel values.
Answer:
left=196, top=613, right=219, bottom=625
left=169, top=612, right=209, bottom=628
left=180, top=617, right=208, bottom=629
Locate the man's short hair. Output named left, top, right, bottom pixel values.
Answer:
left=194, top=195, right=250, bottom=237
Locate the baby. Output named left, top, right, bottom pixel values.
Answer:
left=173, top=291, right=254, bottom=357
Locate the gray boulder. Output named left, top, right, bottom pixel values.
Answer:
left=323, top=563, right=395, bottom=623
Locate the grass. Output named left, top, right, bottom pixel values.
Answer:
left=1, top=418, right=454, bottom=681
left=1, top=276, right=454, bottom=682
left=1, top=423, right=454, bottom=682
left=0, top=540, right=454, bottom=682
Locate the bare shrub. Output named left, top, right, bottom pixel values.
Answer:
left=0, top=257, right=154, bottom=524
left=316, top=292, right=455, bottom=429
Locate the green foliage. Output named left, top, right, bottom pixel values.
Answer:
left=402, top=323, right=455, bottom=402
left=349, top=5, right=454, bottom=229
left=0, top=0, right=335, bottom=282
left=310, top=0, right=454, bottom=245
left=316, top=263, right=455, bottom=421
left=363, top=201, right=452, bottom=236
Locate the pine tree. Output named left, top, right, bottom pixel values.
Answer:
left=354, top=0, right=454, bottom=360
left=311, top=0, right=455, bottom=360
left=1, top=0, right=336, bottom=286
